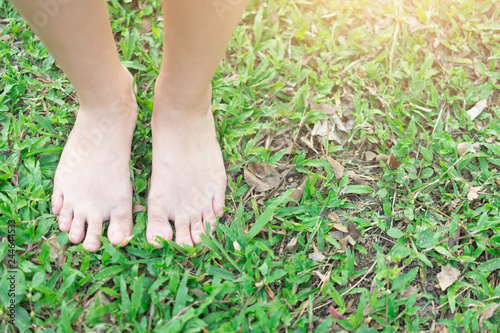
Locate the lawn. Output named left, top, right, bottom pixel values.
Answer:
left=1, top=0, right=500, bottom=332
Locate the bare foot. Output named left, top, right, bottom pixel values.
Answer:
left=147, top=78, right=226, bottom=247
left=51, top=68, right=137, bottom=252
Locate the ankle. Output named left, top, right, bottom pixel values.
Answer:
left=77, top=66, right=136, bottom=112
left=154, top=73, right=212, bottom=114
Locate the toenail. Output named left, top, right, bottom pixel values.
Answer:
left=113, top=231, right=125, bottom=243
left=86, top=243, right=99, bottom=252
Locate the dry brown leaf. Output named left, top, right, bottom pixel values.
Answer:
left=346, top=235, right=356, bottom=245
left=495, top=178, right=500, bottom=187
left=46, top=234, right=65, bottom=266
left=387, top=154, right=402, bottom=168
left=320, top=103, right=340, bottom=115
left=313, top=270, right=330, bottom=284
left=326, top=156, right=344, bottom=183
left=467, top=186, right=481, bottom=201
left=365, top=151, right=377, bottom=161
left=338, top=236, right=348, bottom=252
left=346, top=170, right=372, bottom=185
left=132, top=202, right=146, bottom=214
left=366, top=316, right=384, bottom=330
left=329, top=230, right=344, bottom=240
left=376, top=153, right=389, bottom=162
left=467, top=99, right=488, bottom=121
left=480, top=303, right=500, bottom=327
left=309, top=251, right=326, bottom=262
left=285, top=237, right=298, bottom=251
left=401, top=285, right=418, bottom=298
left=244, top=161, right=281, bottom=192
left=348, top=221, right=361, bottom=238
left=328, top=211, right=340, bottom=223
left=288, top=178, right=306, bottom=206
left=247, top=162, right=281, bottom=188
left=244, top=168, right=273, bottom=191
left=457, top=142, right=480, bottom=156
left=270, top=11, right=279, bottom=25
left=333, top=223, right=348, bottom=233
left=437, top=265, right=461, bottom=291
left=311, top=120, right=343, bottom=143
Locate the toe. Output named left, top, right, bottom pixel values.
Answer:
left=58, top=204, right=73, bottom=233
left=213, top=186, right=226, bottom=217
left=189, top=213, right=204, bottom=244
left=83, top=214, right=103, bottom=252
left=69, top=213, right=86, bottom=244
left=202, top=207, right=217, bottom=235
left=147, top=207, right=173, bottom=248
left=108, top=208, right=133, bottom=247
left=51, top=192, right=63, bottom=215
left=174, top=215, right=193, bottom=247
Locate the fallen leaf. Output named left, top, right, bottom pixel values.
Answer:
left=437, top=265, right=461, bottom=291
left=333, top=223, right=348, bottom=233
left=457, top=142, right=480, bottom=156
left=467, top=186, right=481, bottom=201
left=308, top=251, right=326, bottom=262
left=365, top=151, right=377, bottom=161
left=46, top=235, right=65, bottom=266
left=346, top=170, right=372, bottom=185
left=326, top=156, right=344, bottom=183
left=313, top=270, right=330, bottom=284
left=285, top=237, right=298, bottom=251
left=366, top=316, right=384, bottom=330
left=244, top=161, right=281, bottom=192
left=338, top=236, right=348, bottom=252
left=401, top=285, right=418, bottom=298
left=329, top=306, right=345, bottom=320
left=480, top=303, right=500, bottom=327
left=495, top=178, right=500, bottom=187
left=328, top=211, right=340, bottom=223
left=132, top=202, right=146, bottom=213
left=376, top=153, right=389, bottom=162
left=348, top=221, right=361, bottom=238
left=311, top=120, right=343, bottom=143
left=247, top=162, right=281, bottom=188
left=288, top=178, right=306, bottom=206
left=329, top=231, right=345, bottom=240
left=467, top=99, right=487, bottom=121
left=387, top=154, right=402, bottom=168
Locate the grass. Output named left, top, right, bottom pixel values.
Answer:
left=1, top=0, right=500, bottom=331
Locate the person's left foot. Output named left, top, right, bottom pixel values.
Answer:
left=147, top=79, right=226, bottom=247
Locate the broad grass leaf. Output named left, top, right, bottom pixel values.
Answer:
left=477, top=258, right=500, bottom=272
left=344, top=185, right=373, bottom=194
left=387, top=228, right=405, bottom=239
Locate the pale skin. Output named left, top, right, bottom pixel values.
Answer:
left=11, top=0, right=249, bottom=251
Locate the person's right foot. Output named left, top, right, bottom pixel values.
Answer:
left=51, top=68, right=137, bottom=252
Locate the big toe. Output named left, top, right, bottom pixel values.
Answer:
left=108, top=208, right=133, bottom=246
left=147, top=207, right=173, bottom=248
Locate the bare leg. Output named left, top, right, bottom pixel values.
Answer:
left=11, top=0, right=136, bottom=251
left=147, top=0, right=249, bottom=247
